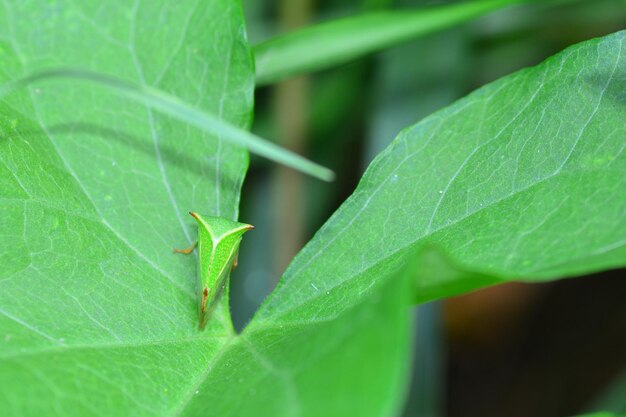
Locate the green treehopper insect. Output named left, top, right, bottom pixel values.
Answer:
left=174, top=212, right=254, bottom=330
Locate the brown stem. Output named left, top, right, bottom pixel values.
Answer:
left=273, top=0, right=313, bottom=279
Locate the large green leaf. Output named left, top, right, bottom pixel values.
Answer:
left=0, top=0, right=254, bottom=415
left=261, top=29, right=626, bottom=309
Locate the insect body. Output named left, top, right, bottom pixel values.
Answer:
left=175, top=212, right=254, bottom=330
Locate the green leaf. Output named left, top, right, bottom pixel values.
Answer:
left=0, top=68, right=335, bottom=182
left=0, top=0, right=254, bottom=415
left=262, top=29, right=626, bottom=311
left=253, top=0, right=529, bottom=85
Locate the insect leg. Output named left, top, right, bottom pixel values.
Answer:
left=173, top=241, right=198, bottom=255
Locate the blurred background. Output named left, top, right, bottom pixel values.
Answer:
left=231, top=0, right=626, bottom=416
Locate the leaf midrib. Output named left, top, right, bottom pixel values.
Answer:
left=0, top=333, right=232, bottom=360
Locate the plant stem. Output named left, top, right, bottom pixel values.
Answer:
left=273, top=0, right=313, bottom=278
